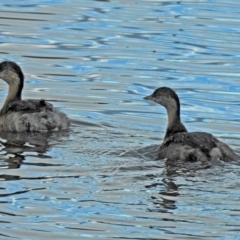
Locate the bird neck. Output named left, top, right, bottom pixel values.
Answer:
left=164, top=107, right=187, bottom=139
left=1, top=83, right=22, bottom=114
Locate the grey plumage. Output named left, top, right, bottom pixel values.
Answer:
left=0, top=61, right=70, bottom=132
left=144, top=87, right=238, bottom=162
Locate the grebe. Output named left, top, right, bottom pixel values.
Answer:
left=0, top=61, right=70, bottom=132
left=144, top=87, right=238, bottom=162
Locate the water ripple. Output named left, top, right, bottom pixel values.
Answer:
left=0, top=0, right=240, bottom=239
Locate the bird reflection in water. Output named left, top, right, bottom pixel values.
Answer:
left=0, top=131, right=69, bottom=173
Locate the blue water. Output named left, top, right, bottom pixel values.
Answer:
left=0, top=0, right=240, bottom=239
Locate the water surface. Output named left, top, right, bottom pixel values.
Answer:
left=0, top=0, right=240, bottom=239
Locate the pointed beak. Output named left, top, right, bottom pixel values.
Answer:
left=143, top=95, right=153, bottom=101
